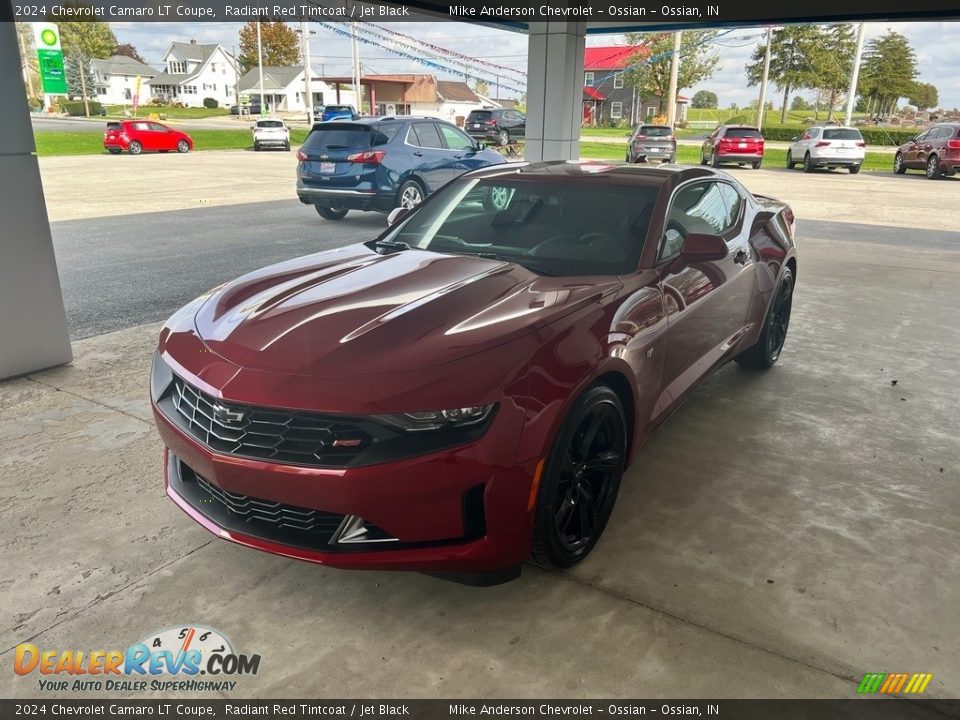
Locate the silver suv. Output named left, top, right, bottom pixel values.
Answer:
left=252, top=118, right=290, bottom=152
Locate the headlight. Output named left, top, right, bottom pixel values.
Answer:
left=374, top=404, right=497, bottom=432
left=151, top=350, right=174, bottom=402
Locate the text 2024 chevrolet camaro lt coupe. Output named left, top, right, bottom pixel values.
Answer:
left=151, top=162, right=797, bottom=585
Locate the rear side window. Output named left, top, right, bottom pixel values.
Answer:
left=304, top=124, right=397, bottom=151
left=639, top=126, right=672, bottom=136
left=408, top=123, right=444, bottom=149
left=725, top=127, right=762, bottom=138
left=823, top=128, right=862, bottom=140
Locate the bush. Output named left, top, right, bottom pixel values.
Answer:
left=758, top=125, right=918, bottom=146
left=147, top=97, right=166, bottom=107
left=57, top=100, right=104, bottom=116
left=27, top=96, right=43, bottom=111
left=202, top=97, right=219, bottom=109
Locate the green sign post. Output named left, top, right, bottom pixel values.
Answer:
left=33, top=23, right=68, bottom=95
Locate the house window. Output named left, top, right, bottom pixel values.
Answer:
left=96, top=87, right=106, bottom=95
left=584, top=71, right=594, bottom=86
left=168, top=61, right=186, bottom=74
left=610, top=102, right=623, bottom=119
left=613, top=73, right=624, bottom=89
left=646, top=106, right=656, bottom=117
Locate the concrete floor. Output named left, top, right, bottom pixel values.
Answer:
left=3, top=158, right=959, bottom=701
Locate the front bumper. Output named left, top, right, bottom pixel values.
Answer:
left=153, top=392, right=536, bottom=575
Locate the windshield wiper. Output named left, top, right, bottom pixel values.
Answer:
left=373, top=239, right=411, bottom=254
left=474, top=251, right=557, bottom=276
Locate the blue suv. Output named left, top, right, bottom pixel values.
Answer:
left=319, top=104, right=359, bottom=122
left=296, top=116, right=507, bottom=220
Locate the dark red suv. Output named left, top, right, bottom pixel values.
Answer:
left=894, top=123, right=960, bottom=179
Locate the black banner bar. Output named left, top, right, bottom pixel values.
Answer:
left=3, top=700, right=960, bottom=720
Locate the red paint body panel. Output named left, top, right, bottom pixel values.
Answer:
left=153, top=164, right=797, bottom=577
left=103, top=120, right=193, bottom=154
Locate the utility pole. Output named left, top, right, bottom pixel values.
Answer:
left=665, top=31, right=681, bottom=127
left=300, top=19, right=314, bottom=124
left=256, top=21, right=265, bottom=115
left=16, top=24, right=36, bottom=99
left=232, top=44, right=240, bottom=112
left=845, top=23, right=866, bottom=127
left=78, top=57, right=90, bottom=117
left=351, top=22, right=361, bottom=114
left=756, top=26, right=772, bottom=129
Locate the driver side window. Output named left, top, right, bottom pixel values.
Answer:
left=659, top=182, right=730, bottom=262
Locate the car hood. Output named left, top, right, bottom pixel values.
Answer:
left=193, top=244, right=619, bottom=377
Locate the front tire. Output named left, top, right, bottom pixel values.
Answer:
left=735, top=266, right=794, bottom=370
left=531, top=385, right=626, bottom=569
left=803, top=153, right=814, bottom=173
left=786, top=150, right=794, bottom=169
left=926, top=154, right=943, bottom=179
left=177, top=139, right=190, bottom=153
left=894, top=152, right=906, bottom=174
left=397, top=179, right=425, bottom=210
left=315, top=205, right=348, bottom=221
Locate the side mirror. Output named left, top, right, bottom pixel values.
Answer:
left=669, top=233, right=727, bottom=273
left=386, top=207, right=409, bottom=227
left=475, top=141, right=486, bottom=151
left=791, top=136, right=798, bottom=141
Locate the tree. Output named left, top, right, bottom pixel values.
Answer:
left=908, top=82, right=938, bottom=111
left=114, top=42, right=145, bottom=63
left=623, top=31, right=720, bottom=107
left=238, top=21, right=300, bottom=73
left=791, top=95, right=811, bottom=111
left=64, top=55, right=96, bottom=103
left=473, top=79, right=489, bottom=97
left=812, top=24, right=856, bottom=121
left=745, top=25, right=822, bottom=124
left=858, top=31, right=918, bottom=117
left=59, top=19, right=117, bottom=59
left=691, top=90, right=718, bottom=108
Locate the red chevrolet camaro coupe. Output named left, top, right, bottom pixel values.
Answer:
left=151, top=162, right=797, bottom=585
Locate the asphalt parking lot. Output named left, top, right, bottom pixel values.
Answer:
left=2, top=151, right=958, bottom=702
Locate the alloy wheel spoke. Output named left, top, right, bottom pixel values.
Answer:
left=555, top=495, right=576, bottom=534
left=584, top=450, right=620, bottom=475
left=577, top=409, right=606, bottom=461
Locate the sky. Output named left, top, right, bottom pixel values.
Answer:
left=112, top=20, right=960, bottom=109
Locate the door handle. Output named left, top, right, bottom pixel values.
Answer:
left=733, top=249, right=748, bottom=265
left=413, top=151, right=423, bottom=157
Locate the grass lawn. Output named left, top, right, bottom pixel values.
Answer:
left=580, top=110, right=872, bottom=138
left=105, top=105, right=232, bottom=119
left=579, top=141, right=892, bottom=172
left=35, top=129, right=311, bottom=156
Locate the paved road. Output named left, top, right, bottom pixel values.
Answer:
left=50, top=199, right=960, bottom=340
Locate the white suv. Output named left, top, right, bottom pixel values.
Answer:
left=787, top=126, right=865, bottom=173
left=252, top=118, right=290, bottom=152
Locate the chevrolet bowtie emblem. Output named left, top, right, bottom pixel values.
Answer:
left=212, top=404, right=246, bottom=426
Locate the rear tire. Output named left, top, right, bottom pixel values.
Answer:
left=108, top=148, right=121, bottom=155
left=849, top=164, right=861, bottom=174
left=753, top=159, right=762, bottom=169
left=284, top=142, right=291, bottom=151
left=711, top=153, right=721, bottom=168
left=397, top=179, right=425, bottom=210
left=498, top=130, right=510, bottom=146
left=735, top=267, right=794, bottom=370
left=531, top=385, right=626, bottom=570
left=128, top=141, right=142, bottom=155
left=315, top=205, right=348, bottom=221
left=926, top=154, right=943, bottom=179
left=894, top=152, right=906, bottom=174
left=254, top=142, right=261, bottom=152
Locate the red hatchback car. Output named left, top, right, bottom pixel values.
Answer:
left=701, top=125, right=765, bottom=169
left=151, top=163, right=797, bottom=585
left=103, top=120, right=194, bottom=155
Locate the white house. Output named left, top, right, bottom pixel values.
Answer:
left=89, top=55, right=156, bottom=106
left=237, top=67, right=355, bottom=112
left=150, top=40, right=238, bottom=108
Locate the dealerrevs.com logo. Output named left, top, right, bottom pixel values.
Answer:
left=14, top=625, right=261, bottom=693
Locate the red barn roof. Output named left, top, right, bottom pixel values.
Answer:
left=584, top=46, right=646, bottom=70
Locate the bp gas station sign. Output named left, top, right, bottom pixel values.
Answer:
left=33, top=23, right=68, bottom=95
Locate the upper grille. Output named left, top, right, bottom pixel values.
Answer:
left=168, top=377, right=373, bottom=467
left=195, top=474, right=345, bottom=537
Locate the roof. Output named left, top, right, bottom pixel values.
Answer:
left=584, top=46, right=646, bottom=70
left=238, top=67, right=304, bottom=92
left=436, top=81, right=480, bottom=103
left=89, top=55, right=157, bottom=78
left=583, top=86, right=606, bottom=101
left=468, top=160, right=718, bottom=187
left=167, top=41, right=220, bottom=64
left=492, top=98, right=517, bottom=109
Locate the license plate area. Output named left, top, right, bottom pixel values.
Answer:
left=320, top=162, right=336, bottom=174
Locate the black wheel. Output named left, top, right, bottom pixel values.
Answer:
left=498, top=129, right=510, bottom=146
left=177, top=139, right=190, bottom=153
left=753, top=159, right=762, bottom=169
left=736, top=267, right=794, bottom=370
left=128, top=140, right=142, bottom=155
left=284, top=143, right=291, bottom=152
left=254, top=142, right=261, bottom=152
left=849, top=164, right=861, bottom=174
left=803, top=153, right=814, bottom=173
left=700, top=152, right=708, bottom=166
left=926, top=154, right=943, bottom=180
left=711, top=153, right=721, bottom=168
left=108, top=148, right=121, bottom=155
left=893, top=152, right=906, bottom=174
left=531, top=385, right=626, bottom=569
left=483, top=185, right=512, bottom=212
left=786, top=150, right=794, bottom=169
left=397, top=179, right=425, bottom=210
left=315, top=205, right=348, bottom=221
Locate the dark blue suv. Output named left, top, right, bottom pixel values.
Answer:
left=296, top=116, right=507, bottom=220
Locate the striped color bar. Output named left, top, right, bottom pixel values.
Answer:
left=857, top=673, right=933, bottom=694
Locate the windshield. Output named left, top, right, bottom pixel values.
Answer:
left=822, top=128, right=862, bottom=140
left=384, top=177, right=658, bottom=276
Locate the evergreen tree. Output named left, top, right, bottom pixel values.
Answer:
left=745, top=25, right=821, bottom=124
